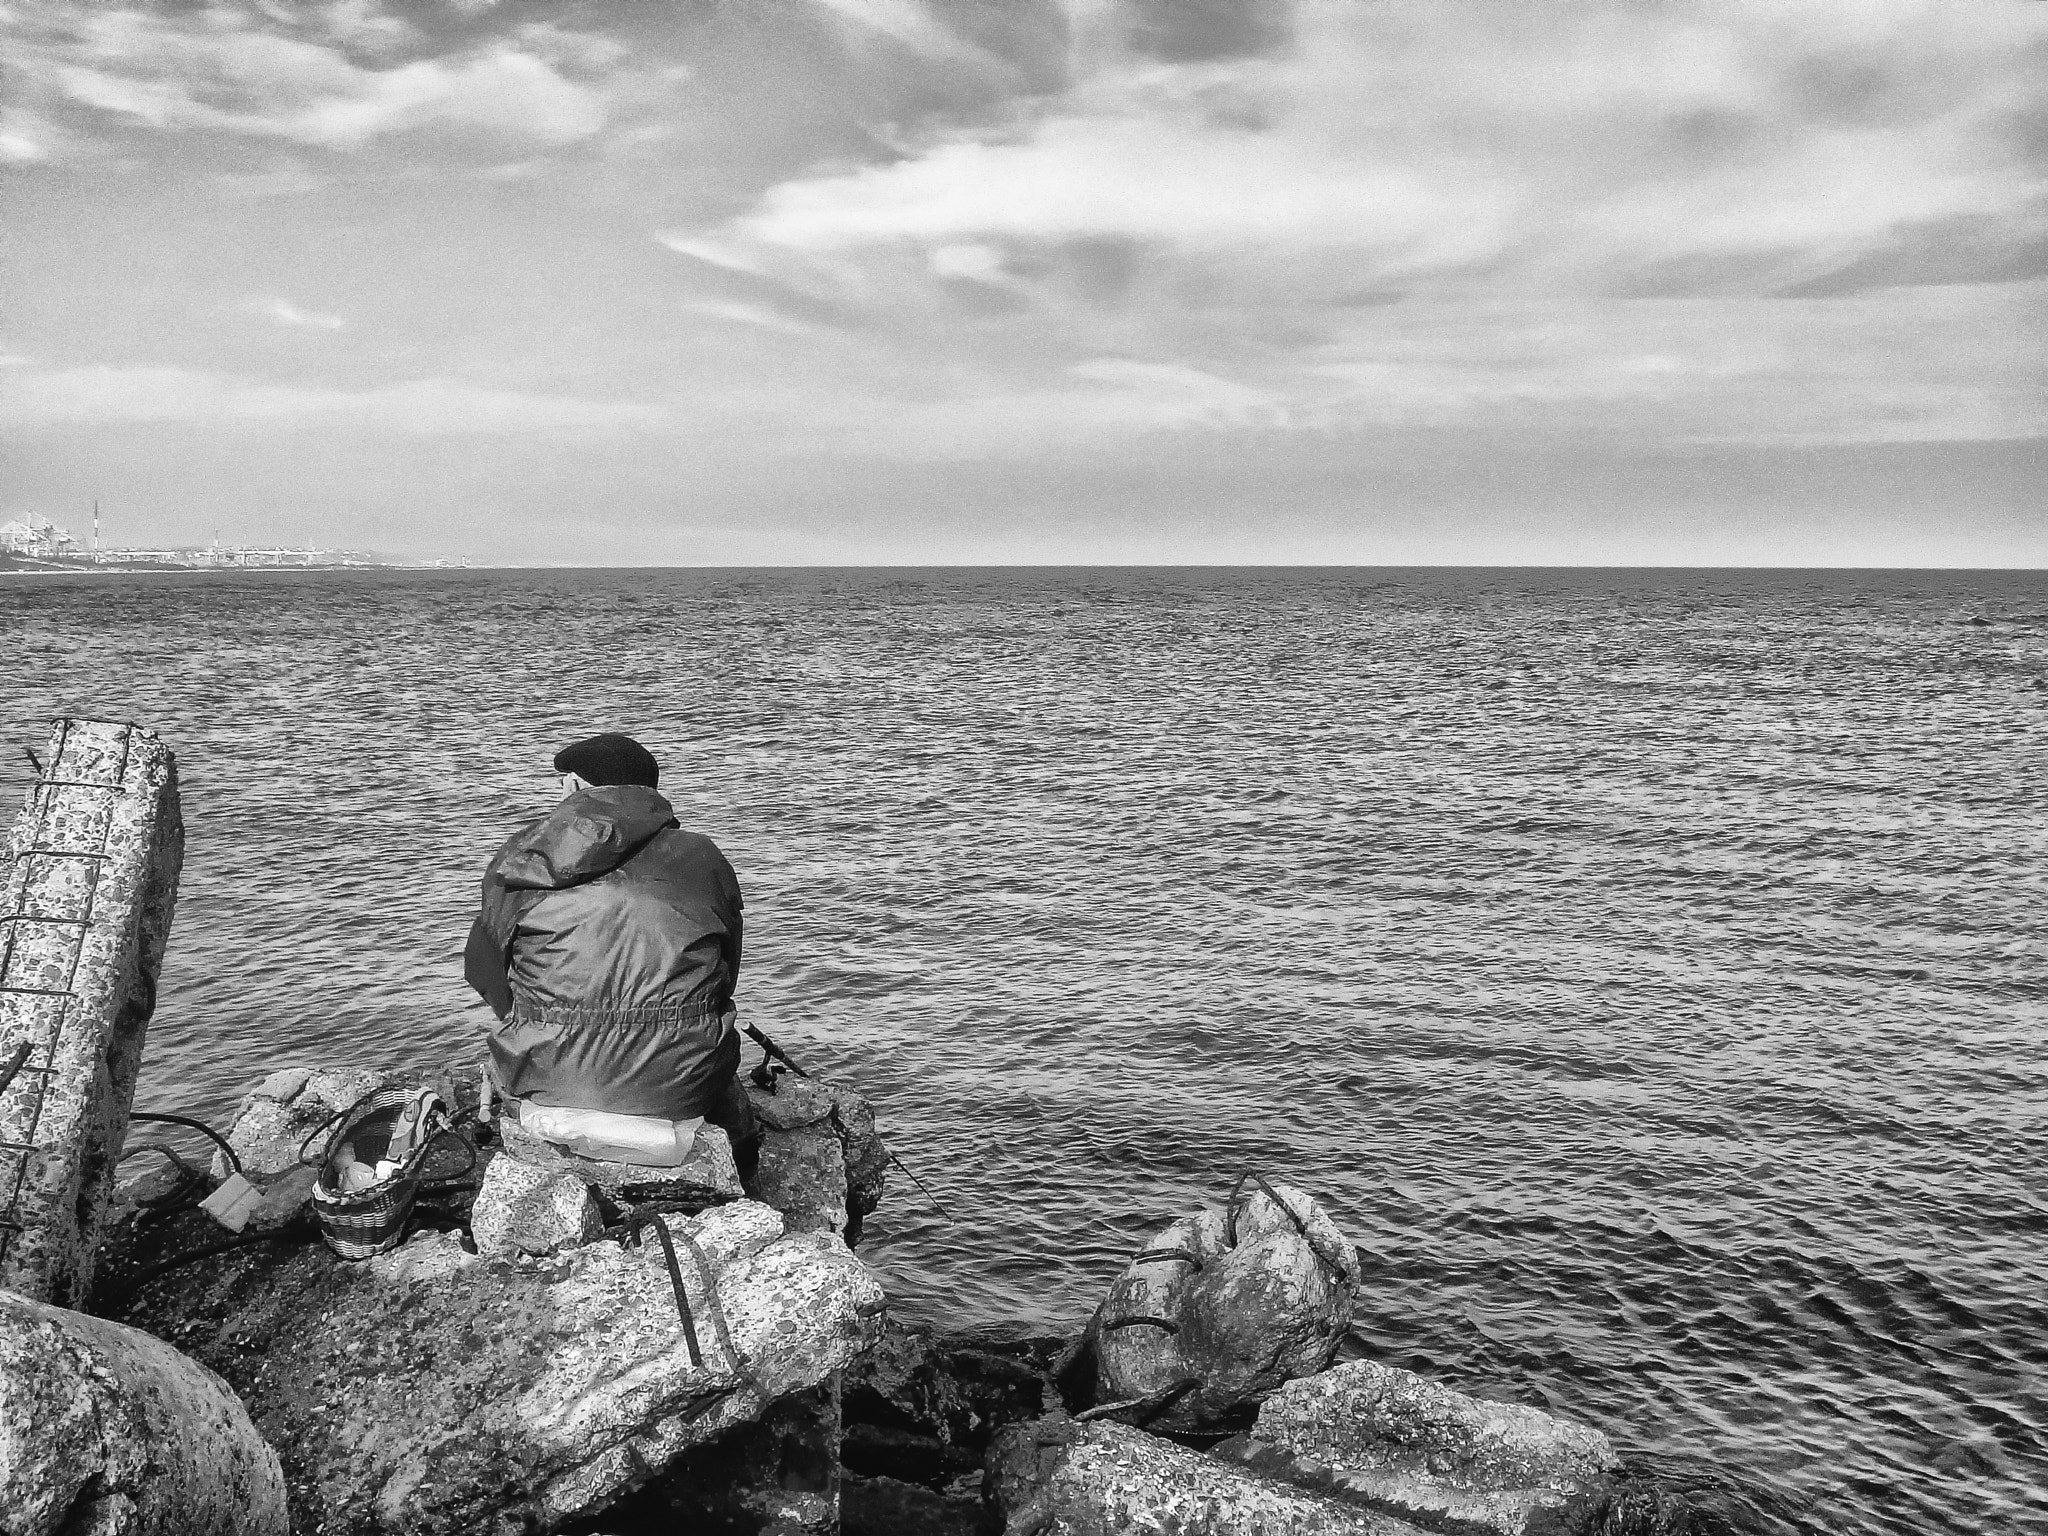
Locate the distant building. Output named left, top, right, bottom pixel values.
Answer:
left=0, top=513, right=83, bottom=559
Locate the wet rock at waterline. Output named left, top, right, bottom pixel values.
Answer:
left=1219, top=1360, right=1695, bottom=1536
left=991, top=1413, right=1428, bottom=1536
left=839, top=1318, right=1052, bottom=1496
left=742, top=1072, right=889, bottom=1239
left=1093, top=1179, right=1360, bottom=1432
left=103, top=1199, right=885, bottom=1534
left=0, top=1286, right=288, bottom=1536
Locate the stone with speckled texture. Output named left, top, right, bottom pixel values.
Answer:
left=1221, top=1360, right=1622, bottom=1536
left=990, top=1413, right=1428, bottom=1536
left=0, top=1286, right=287, bottom=1536
left=469, top=1152, right=604, bottom=1256
left=0, top=718, right=182, bottom=1308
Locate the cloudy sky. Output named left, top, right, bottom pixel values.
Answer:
left=3, top=0, right=2043, bottom=564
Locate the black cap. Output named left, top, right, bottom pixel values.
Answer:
left=553, top=733, right=659, bottom=788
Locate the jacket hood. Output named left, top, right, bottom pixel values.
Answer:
left=495, top=785, right=678, bottom=891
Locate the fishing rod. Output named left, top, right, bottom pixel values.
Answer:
left=742, top=1022, right=953, bottom=1223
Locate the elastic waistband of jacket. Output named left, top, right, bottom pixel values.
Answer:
left=510, top=999, right=732, bottom=1027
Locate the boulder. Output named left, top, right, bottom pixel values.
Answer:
left=106, top=1198, right=886, bottom=1534
left=751, top=1117, right=850, bottom=1236
left=470, top=1153, right=605, bottom=1257
left=990, top=1413, right=1426, bottom=1536
left=1218, top=1361, right=1622, bottom=1535
left=1093, top=1178, right=1359, bottom=1431
left=742, top=1073, right=889, bottom=1239
left=0, top=1285, right=287, bottom=1536
left=0, top=718, right=183, bottom=1308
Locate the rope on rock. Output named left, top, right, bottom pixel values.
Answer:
left=1130, top=1246, right=1204, bottom=1271
left=1222, top=1169, right=1352, bottom=1288
left=115, top=1143, right=213, bottom=1215
left=622, top=1212, right=703, bottom=1369
left=129, top=1111, right=244, bottom=1179
left=667, top=1219, right=745, bottom=1376
left=615, top=1209, right=753, bottom=1393
left=1076, top=1375, right=1203, bottom=1425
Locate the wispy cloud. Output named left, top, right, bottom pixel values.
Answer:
left=251, top=297, right=345, bottom=330
left=0, top=107, right=58, bottom=163
left=684, top=301, right=826, bottom=338
left=0, top=366, right=666, bottom=434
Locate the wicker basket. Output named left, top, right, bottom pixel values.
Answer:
left=307, top=1085, right=448, bottom=1261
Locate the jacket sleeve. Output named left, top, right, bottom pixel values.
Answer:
left=721, top=850, right=744, bottom=996
left=463, top=910, right=514, bottom=1020
left=464, top=864, right=523, bottom=1021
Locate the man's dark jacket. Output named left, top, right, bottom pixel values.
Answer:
left=463, top=785, right=743, bottom=1119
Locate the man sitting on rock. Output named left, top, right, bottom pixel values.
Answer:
left=463, top=732, right=756, bottom=1169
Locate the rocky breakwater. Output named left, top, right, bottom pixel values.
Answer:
left=88, top=1052, right=895, bottom=1535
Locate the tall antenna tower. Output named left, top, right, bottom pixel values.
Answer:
left=92, top=499, right=100, bottom=562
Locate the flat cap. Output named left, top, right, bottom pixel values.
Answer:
left=553, top=733, right=659, bottom=788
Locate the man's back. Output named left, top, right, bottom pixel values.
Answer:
left=465, top=782, right=744, bottom=1120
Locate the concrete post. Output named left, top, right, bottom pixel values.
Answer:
left=0, top=1287, right=288, bottom=1536
left=0, top=719, right=182, bottom=1307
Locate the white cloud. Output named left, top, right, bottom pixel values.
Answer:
left=0, top=366, right=667, bottom=434
left=0, top=106, right=56, bottom=163
left=734, top=112, right=1515, bottom=271
left=252, top=297, right=345, bottom=330
left=693, top=0, right=2048, bottom=307
left=1068, top=358, right=1296, bottom=429
left=13, top=7, right=612, bottom=150
left=930, top=242, right=1007, bottom=282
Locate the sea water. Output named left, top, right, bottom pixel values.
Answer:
left=2, top=566, right=2042, bottom=1533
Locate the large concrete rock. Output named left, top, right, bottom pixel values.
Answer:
left=0, top=1285, right=286, bottom=1536
left=0, top=718, right=182, bottom=1307
left=990, top=1414, right=1428, bottom=1536
left=743, top=1073, right=889, bottom=1239
left=1220, top=1361, right=1622, bottom=1536
left=108, top=1198, right=885, bottom=1533
left=1094, top=1179, right=1359, bottom=1431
